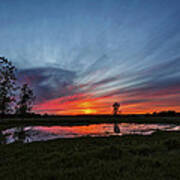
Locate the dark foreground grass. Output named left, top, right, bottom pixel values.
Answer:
left=1, top=131, right=180, bottom=180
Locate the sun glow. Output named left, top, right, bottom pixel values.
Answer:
left=34, top=87, right=180, bottom=115
left=83, top=109, right=96, bottom=114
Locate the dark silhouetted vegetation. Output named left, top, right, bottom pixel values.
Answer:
left=0, top=57, right=17, bottom=117
left=0, top=57, right=35, bottom=118
left=16, top=83, right=36, bottom=116
left=152, top=110, right=178, bottom=117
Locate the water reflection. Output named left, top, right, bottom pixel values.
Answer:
left=1, top=123, right=180, bottom=144
left=0, top=131, right=6, bottom=144
left=114, top=123, right=120, bottom=133
left=12, top=127, right=31, bottom=143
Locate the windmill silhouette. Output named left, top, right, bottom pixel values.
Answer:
left=113, top=102, right=120, bottom=116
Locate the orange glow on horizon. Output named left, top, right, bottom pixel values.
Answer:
left=33, top=88, right=180, bottom=115
left=83, top=109, right=97, bottom=114
left=34, top=100, right=180, bottom=116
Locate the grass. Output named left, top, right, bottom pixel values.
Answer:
left=1, top=131, right=180, bottom=180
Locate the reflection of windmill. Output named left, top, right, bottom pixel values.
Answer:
left=114, top=123, right=120, bottom=133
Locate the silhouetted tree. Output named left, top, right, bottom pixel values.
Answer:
left=0, top=57, right=17, bottom=117
left=154, top=110, right=177, bottom=117
left=113, top=102, right=120, bottom=116
left=16, top=83, right=36, bottom=115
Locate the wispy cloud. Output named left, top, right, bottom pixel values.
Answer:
left=0, top=0, right=180, bottom=114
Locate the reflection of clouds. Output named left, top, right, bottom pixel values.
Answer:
left=2, top=123, right=180, bottom=144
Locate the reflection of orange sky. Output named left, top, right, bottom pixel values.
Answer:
left=35, top=124, right=111, bottom=135
left=34, top=123, right=178, bottom=136
left=33, top=88, right=180, bottom=115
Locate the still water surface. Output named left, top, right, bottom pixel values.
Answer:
left=1, top=123, right=180, bottom=144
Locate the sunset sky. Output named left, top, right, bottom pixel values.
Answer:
left=0, top=0, right=180, bottom=114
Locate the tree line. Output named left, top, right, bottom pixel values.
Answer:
left=0, top=57, right=35, bottom=118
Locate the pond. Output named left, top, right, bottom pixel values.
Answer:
left=1, top=123, right=180, bottom=144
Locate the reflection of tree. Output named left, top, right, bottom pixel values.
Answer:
left=13, top=127, right=27, bottom=143
left=0, top=131, right=6, bottom=144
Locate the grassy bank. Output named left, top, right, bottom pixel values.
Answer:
left=0, top=116, right=180, bottom=131
left=0, top=131, right=180, bottom=180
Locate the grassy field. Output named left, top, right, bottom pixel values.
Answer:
left=0, top=131, right=180, bottom=180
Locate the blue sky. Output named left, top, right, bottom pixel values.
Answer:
left=0, top=0, right=180, bottom=114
